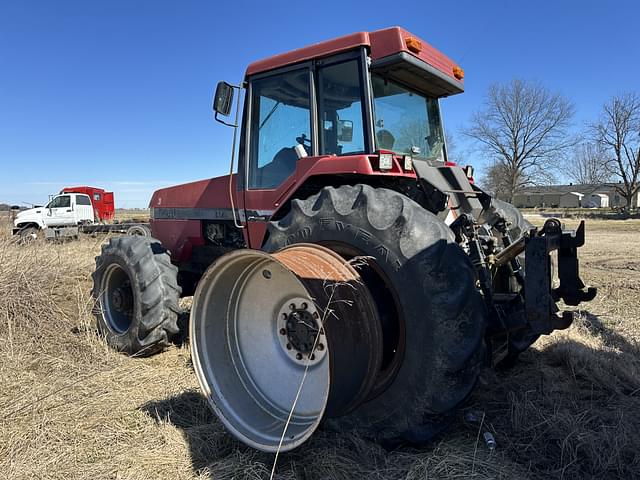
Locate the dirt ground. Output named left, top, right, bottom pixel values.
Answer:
left=0, top=217, right=639, bottom=479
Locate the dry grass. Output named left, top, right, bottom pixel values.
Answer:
left=1, top=218, right=639, bottom=479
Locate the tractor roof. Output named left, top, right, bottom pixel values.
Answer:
left=245, top=27, right=464, bottom=89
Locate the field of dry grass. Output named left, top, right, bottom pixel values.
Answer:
left=1, top=217, right=639, bottom=479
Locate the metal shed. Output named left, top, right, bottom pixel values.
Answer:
left=586, top=193, right=609, bottom=208
left=559, top=192, right=583, bottom=208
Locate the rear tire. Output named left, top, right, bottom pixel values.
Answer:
left=264, top=184, right=487, bottom=444
left=91, top=236, right=181, bottom=356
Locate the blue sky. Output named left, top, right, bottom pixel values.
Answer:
left=1, top=0, right=638, bottom=207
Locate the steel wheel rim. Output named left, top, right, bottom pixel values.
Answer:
left=190, top=249, right=330, bottom=452
left=101, top=264, right=134, bottom=334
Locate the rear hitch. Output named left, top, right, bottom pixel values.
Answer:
left=524, top=219, right=597, bottom=335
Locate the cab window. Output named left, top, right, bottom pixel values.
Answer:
left=318, top=60, right=365, bottom=155
left=93, top=193, right=101, bottom=201
left=48, top=195, right=70, bottom=208
left=371, top=75, right=445, bottom=161
left=76, top=195, right=92, bottom=206
left=248, top=68, right=311, bottom=189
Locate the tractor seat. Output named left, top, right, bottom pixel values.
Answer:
left=258, top=147, right=298, bottom=188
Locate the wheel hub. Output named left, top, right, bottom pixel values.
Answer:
left=101, top=264, right=134, bottom=334
left=276, top=298, right=326, bottom=366
left=286, top=310, right=317, bottom=353
left=111, top=285, right=133, bottom=313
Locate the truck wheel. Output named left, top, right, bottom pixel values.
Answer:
left=490, top=199, right=539, bottom=367
left=17, top=226, right=40, bottom=244
left=263, top=184, right=487, bottom=444
left=126, top=224, right=151, bottom=237
left=91, top=236, right=181, bottom=356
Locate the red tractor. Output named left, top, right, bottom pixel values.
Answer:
left=91, top=27, right=595, bottom=452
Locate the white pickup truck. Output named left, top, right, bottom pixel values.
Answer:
left=13, top=193, right=95, bottom=237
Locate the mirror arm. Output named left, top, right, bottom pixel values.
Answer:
left=227, top=83, right=245, bottom=229
left=215, top=110, right=238, bottom=128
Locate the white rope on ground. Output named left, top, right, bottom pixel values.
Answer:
left=269, top=282, right=341, bottom=480
left=269, top=256, right=370, bottom=479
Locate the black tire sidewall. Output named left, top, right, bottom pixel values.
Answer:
left=93, top=252, right=145, bottom=353
left=92, top=237, right=180, bottom=356
left=264, top=185, right=486, bottom=440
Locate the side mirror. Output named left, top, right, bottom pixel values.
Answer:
left=337, top=120, right=353, bottom=143
left=213, top=81, right=234, bottom=116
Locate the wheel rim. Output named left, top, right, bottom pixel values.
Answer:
left=317, top=241, right=406, bottom=401
left=127, top=226, right=148, bottom=236
left=190, top=244, right=382, bottom=452
left=101, top=264, right=134, bottom=334
left=19, top=228, right=38, bottom=244
left=275, top=245, right=383, bottom=416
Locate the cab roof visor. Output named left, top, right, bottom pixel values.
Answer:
left=371, top=52, right=464, bottom=97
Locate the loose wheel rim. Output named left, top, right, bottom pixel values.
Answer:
left=190, top=249, right=330, bottom=452
left=100, top=263, right=134, bottom=334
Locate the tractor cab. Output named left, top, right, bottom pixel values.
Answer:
left=211, top=27, right=465, bottom=243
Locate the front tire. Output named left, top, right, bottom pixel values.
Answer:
left=91, top=236, right=181, bottom=356
left=264, top=184, right=487, bottom=444
left=17, top=226, right=40, bottom=244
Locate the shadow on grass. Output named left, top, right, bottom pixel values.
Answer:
left=140, top=390, right=237, bottom=472
left=140, top=310, right=640, bottom=479
left=578, top=310, right=639, bottom=353
left=472, top=310, right=640, bottom=479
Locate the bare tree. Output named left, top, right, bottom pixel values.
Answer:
left=567, top=142, right=612, bottom=185
left=591, top=93, right=640, bottom=210
left=445, top=130, right=457, bottom=163
left=480, top=161, right=524, bottom=201
left=464, top=79, right=575, bottom=202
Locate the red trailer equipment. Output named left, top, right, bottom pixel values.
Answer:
left=61, top=186, right=115, bottom=222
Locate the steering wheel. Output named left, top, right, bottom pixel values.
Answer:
left=296, top=133, right=311, bottom=146
left=295, top=133, right=312, bottom=155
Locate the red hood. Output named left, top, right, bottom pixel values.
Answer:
left=149, top=174, right=236, bottom=210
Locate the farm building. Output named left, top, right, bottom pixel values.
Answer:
left=559, top=192, right=583, bottom=208
left=512, top=193, right=543, bottom=208
left=513, top=183, right=638, bottom=209
left=585, top=193, right=609, bottom=208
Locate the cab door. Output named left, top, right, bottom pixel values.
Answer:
left=44, top=194, right=75, bottom=226
left=74, top=194, right=95, bottom=223
left=242, top=65, right=314, bottom=248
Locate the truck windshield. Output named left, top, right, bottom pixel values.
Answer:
left=371, top=74, right=445, bottom=162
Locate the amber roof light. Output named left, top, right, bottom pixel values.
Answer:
left=405, top=36, right=422, bottom=53
left=453, top=66, right=464, bottom=80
